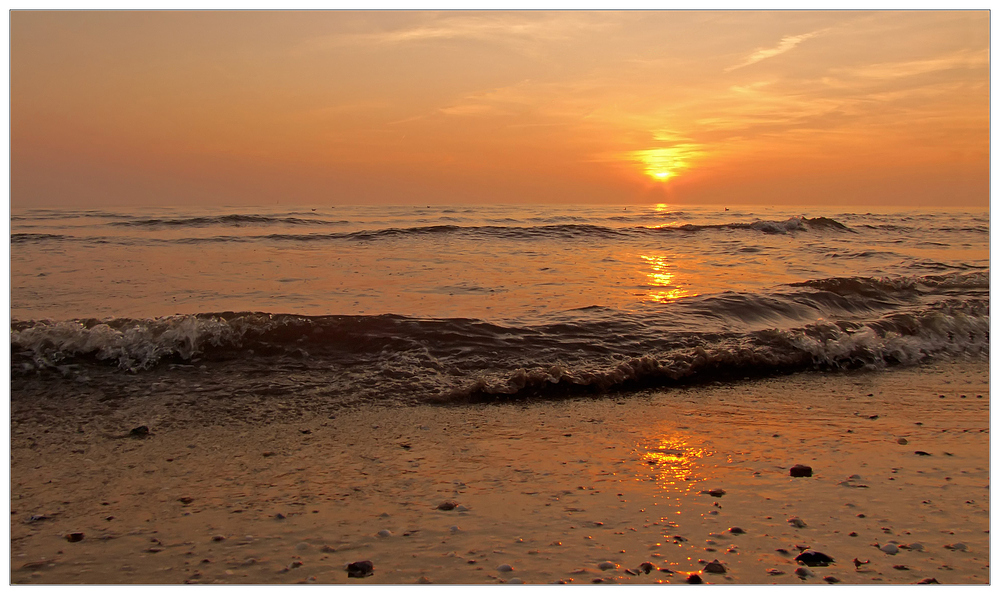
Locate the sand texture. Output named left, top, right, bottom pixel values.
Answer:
left=10, top=360, right=989, bottom=584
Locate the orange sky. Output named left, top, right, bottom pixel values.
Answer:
left=10, top=11, right=990, bottom=208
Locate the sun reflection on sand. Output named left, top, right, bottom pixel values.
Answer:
left=642, top=435, right=711, bottom=491
left=640, top=254, right=695, bottom=302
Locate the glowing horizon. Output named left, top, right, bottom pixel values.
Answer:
left=10, top=11, right=989, bottom=208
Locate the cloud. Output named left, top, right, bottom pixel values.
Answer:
left=832, top=49, right=989, bottom=80
left=726, top=30, right=824, bottom=72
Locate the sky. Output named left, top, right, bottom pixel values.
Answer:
left=9, top=10, right=990, bottom=208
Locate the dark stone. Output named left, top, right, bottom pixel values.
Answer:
left=703, top=560, right=726, bottom=574
left=686, top=574, right=703, bottom=584
left=789, top=465, right=813, bottom=478
left=178, top=497, right=195, bottom=505
left=275, top=513, right=286, bottom=520
left=823, top=576, right=841, bottom=583
left=917, top=578, right=940, bottom=584
left=66, top=532, right=84, bottom=542
left=27, top=514, right=50, bottom=523
left=795, top=550, right=834, bottom=567
left=437, top=500, right=459, bottom=511
left=914, top=451, right=932, bottom=456
left=346, top=560, right=374, bottom=578
left=639, top=562, right=655, bottom=574
left=728, top=527, right=745, bottom=534
left=707, top=489, right=726, bottom=497
left=853, top=558, right=870, bottom=569
left=893, top=565, right=910, bottom=570
left=129, top=426, right=150, bottom=438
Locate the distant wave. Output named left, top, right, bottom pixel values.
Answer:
left=110, top=214, right=351, bottom=227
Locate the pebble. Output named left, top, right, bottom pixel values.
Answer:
left=766, top=569, right=784, bottom=576
left=914, top=451, right=932, bottom=456
left=65, top=532, right=84, bottom=542
left=787, top=517, right=807, bottom=528
left=944, top=543, right=968, bottom=551
left=706, top=489, right=726, bottom=497
left=275, top=513, right=286, bottom=520
left=795, top=567, right=812, bottom=578
left=211, top=535, right=225, bottom=542
left=346, top=560, right=374, bottom=578
left=638, top=562, right=655, bottom=574
left=795, top=550, right=834, bottom=567
left=686, top=574, right=703, bottom=584
left=917, top=578, right=940, bottom=584
left=295, top=542, right=310, bottom=551
left=597, top=561, right=617, bottom=571
left=728, top=527, right=745, bottom=534
left=178, top=497, right=195, bottom=505
left=703, top=560, right=726, bottom=574
left=497, top=564, right=514, bottom=572
left=789, top=465, right=813, bottom=478
left=904, top=542, right=924, bottom=551
left=437, top=501, right=459, bottom=511
left=897, top=438, right=908, bottom=445
left=823, top=576, right=840, bottom=583
left=880, top=544, right=899, bottom=555
left=508, top=578, right=524, bottom=584
left=129, top=426, right=150, bottom=438
left=377, top=530, right=392, bottom=538
left=417, top=577, right=432, bottom=584
left=450, top=526, right=461, bottom=533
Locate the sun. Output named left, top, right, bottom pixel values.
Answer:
left=629, top=143, right=702, bottom=182
left=653, top=171, right=672, bottom=180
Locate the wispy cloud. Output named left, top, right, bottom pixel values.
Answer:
left=726, top=30, right=823, bottom=72
left=833, top=49, right=989, bottom=80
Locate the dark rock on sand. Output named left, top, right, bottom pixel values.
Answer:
left=437, top=500, right=459, bottom=511
left=853, top=558, right=870, bottom=569
left=917, top=578, right=940, bottom=584
left=65, top=532, right=84, bottom=542
left=789, top=465, right=813, bottom=477
left=703, top=560, right=726, bottom=574
left=178, top=497, right=195, bottom=505
left=686, top=573, right=703, bottom=584
left=275, top=513, right=286, bottom=520
left=129, top=426, right=150, bottom=438
left=823, top=576, right=840, bottom=583
left=914, top=451, right=932, bottom=456
left=705, top=489, right=726, bottom=497
left=728, top=527, right=745, bottom=534
left=639, top=562, right=655, bottom=574
left=795, top=550, right=834, bottom=567
left=346, top=560, right=374, bottom=578
left=794, top=568, right=812, bottom=578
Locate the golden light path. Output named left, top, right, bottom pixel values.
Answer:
left=640, top=254, right=695, bottom=302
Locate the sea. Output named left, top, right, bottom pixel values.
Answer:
left=10, top=204, right=990, bottom=407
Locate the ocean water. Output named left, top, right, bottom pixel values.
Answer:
left=10, top=204, right=989, bottom=406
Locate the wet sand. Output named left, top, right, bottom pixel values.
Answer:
left=10, top=360, right=989, bottom=584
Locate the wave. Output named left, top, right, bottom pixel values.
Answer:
left=109, top=214, right=351, bottom=227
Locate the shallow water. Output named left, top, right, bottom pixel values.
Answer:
left=10, top=204, right=989, bottom=405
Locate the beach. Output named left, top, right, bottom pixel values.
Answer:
left=11, top=359, right=989, bottom=585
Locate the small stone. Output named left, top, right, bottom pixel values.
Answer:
left=944, top=543, right=967, bottom=551
left=437, top=501, right=459, bottom=511
left=497, top=563, right=514, bottom=572
left=880, top=544, right=899, bottom=555
left=789, top=465, right=813, bottom=477
left=65, top=532, right=84, bottom=542
left=275, top=513, right=286, bottom=520
left=795, top=567, right=812, bottom=578
left=706, top=489, right=726, bottom=497
left=262, top=451, right=276, bottom=457
left=795, top=550, right=834, bottom=567
left=893, top=565, right=909, bottom=570
left=417, top=577, right=432, bottom=584
left=823, top=576, right=840, bottom=583
left=728, top=527, right=745, bottom=534
left=211, top=535, right=225, bottom=542
left=346, top=560, right=374, bottom=578
left=178, top=497, right=195, bottom=505
left=766, top=569, right=785, bottom=576
left=129, top=426, right=150, bottom=438
left=897, top=438, right=908, bottom=445
left=914, top=451, right=932, bottom=456
left=377, top=530, right=392, bottom=538
left=508, top=578, right=524, bottom=584
left=853, top=558, right=870, bottom=568
left=849, top=532, right=858, bottom=537
left=703, top=560, right=726, bottom=574
left=598, top=561, right=617, bottom=570
left=788, top=517, right=807, bottom=528
left=450, top=526, right=461, bottom=533
left=906, top=542, right=925, bottom=551
left=686, top=573, right=703, bottom=584
left=917, top=578, right=940, bottom=584
left=638, top=562, right=655, bottom=574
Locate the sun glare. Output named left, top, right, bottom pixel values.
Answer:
left=631, top=144, right=703, bottom=182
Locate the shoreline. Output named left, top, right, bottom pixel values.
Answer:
left=10, top=360, right=990, bottom=584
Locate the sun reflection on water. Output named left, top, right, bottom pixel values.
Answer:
left=639, top=254, right=695, bottom=302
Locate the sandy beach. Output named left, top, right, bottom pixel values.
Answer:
left=10, top=359, right=989, bottom=585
